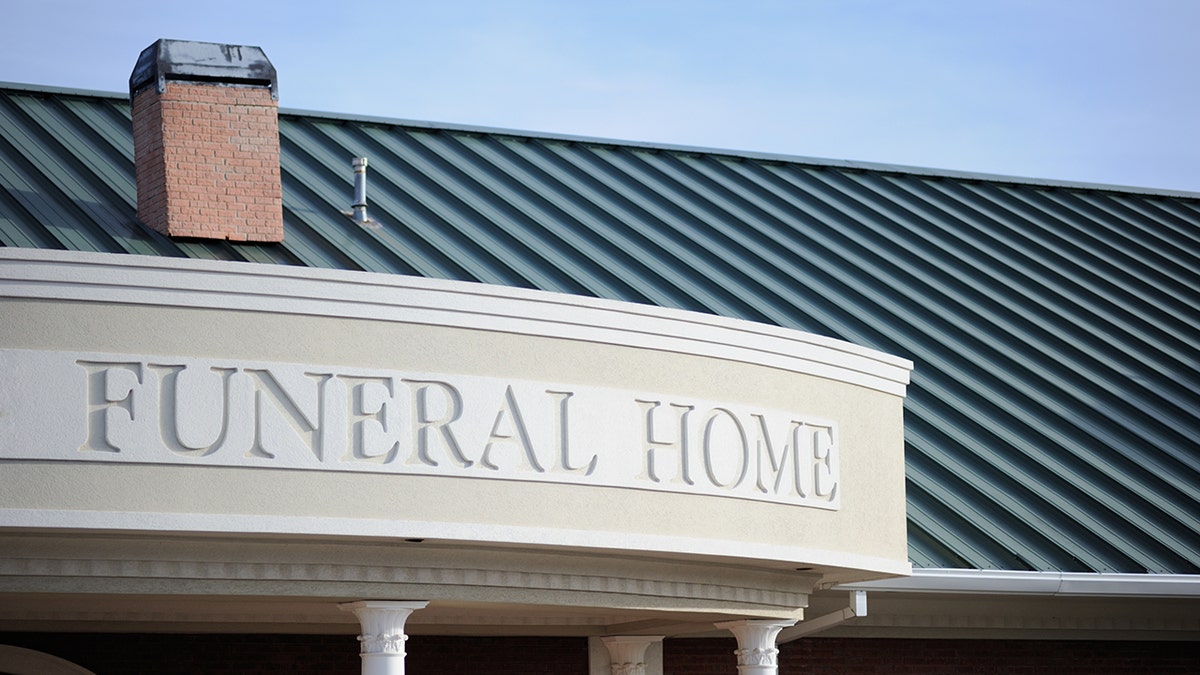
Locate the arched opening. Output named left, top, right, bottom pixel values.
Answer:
left=0, top=645, right=97, bottom=675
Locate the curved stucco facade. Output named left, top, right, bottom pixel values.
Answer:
left=0, top=248, right=911, bottom=631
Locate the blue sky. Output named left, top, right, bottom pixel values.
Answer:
left=3, top=0, right=1198, bottom=192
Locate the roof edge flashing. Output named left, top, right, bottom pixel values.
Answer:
left=834, top=568, right=1200, bottom=598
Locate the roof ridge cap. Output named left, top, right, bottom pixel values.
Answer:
left=3, top=81, right=1197, bottom=199
left=278, top=105, right=1200, bottom=199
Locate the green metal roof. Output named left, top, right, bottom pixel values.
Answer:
left=2, top=82, right=1198, bottom=574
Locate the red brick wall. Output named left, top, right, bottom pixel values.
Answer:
left=664, top=638, right=736, bottom=674
left=407, top=636, right=589, bottom=674
left=132, top=81, right=283, bottom=242
left=0, top=633, right=358, bottom=674
left=1, top=633, right=1196, bottom=674
left=0, top=633, right=588, bottom=674
left=664, top=637, right=1200, bottom=675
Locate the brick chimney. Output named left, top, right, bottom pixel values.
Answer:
left=129, top=39, right=283, bottom=242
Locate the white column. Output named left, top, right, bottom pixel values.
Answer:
left=340, top=600, right=429, bottom=675
left=713, top=619, right=797, bottom=675
left=598, top=636, right=664, bottom=675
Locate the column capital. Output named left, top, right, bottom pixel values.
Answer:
left=340, top=600, right=428, bottom=675
left=600, top=636, right=664, bottom=675
left=714, top=619, right=797, bottom=674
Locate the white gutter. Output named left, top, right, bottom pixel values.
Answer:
left=834, top=568, right=1200, bottom=598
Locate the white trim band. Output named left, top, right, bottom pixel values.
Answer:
left=0, top=249, right=913, bottom=396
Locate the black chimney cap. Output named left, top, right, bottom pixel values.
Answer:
left=130, top=39, right=278, bottom=100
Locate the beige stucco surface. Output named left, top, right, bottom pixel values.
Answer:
left=0, top=296, right=907, bottom=579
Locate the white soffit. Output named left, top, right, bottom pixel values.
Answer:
left=836, top=568, right=1200, bottom=598
left=0, top=249, right=913, bottom=396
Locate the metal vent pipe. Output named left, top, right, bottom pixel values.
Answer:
left=352, top=156, right=369, bottom=224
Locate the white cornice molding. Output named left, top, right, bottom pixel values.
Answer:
left=0, top=606, right=645, bottom=629
left=0, top=507, right=912, bottom=579
left=835, top=568, right=1200, bottom=598
left=0, top=249, right=912, bottom=396
left=0, top=554, right=804, bottom=608
left=0, top=530, right=812, bottom=621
